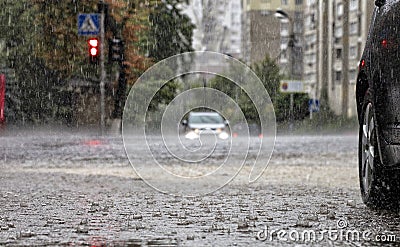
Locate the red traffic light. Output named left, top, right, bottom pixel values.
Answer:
left=90, top=47, right=98, bottom=56
left=88, top=38, right=99, bottom=64
left=88, top=39, right=98, bottom=47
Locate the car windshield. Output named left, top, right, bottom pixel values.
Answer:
left=189, top=114, right=224, bottom=124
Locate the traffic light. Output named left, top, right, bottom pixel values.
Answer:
left=88, top=38, right=99, bottom=64
left=109, top=38, right=124, bottom=63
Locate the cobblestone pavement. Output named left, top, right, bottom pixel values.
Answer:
left=0, top=130, right=399, bottom=246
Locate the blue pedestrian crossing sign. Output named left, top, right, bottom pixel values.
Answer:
left=308, top=99, right=320, bottom=113
left=78, top=14, right=100, bottom=36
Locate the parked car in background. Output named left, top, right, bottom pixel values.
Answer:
left=356, top=0, right=400, bottom=208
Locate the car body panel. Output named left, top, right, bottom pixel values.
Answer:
left=357, top=0, right=400, bottom=168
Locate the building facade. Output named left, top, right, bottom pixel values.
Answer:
left=185, top=0, right=376, bottom=118
left=241, top=0, right=304, bottom=78
left=183, top=0, right=242, bottom=57
left=303, top=0, right=375, bottom=117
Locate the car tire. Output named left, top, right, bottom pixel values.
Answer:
left=359, top=99, right=399, bottom=209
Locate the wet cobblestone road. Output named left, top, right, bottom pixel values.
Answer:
left=0, top=129, right=399, bottom=246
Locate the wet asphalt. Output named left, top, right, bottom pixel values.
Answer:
left=0, top=129, right=399, bottom=246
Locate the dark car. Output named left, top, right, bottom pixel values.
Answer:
left=356, top=0, right=400, bottom=208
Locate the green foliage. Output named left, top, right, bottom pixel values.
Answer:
left=33, top=0, right=100, bottom=78
left=208, top=54, right=310, bottom=124
left=0, top=0, right=63, bottom=124
left=124, top=79, right=180, bottom=128
left=148, top=0, right=194, bottom=61
left=252, top=55, right=309, bottom=122
left=251, top=55, right=281, bottom=102
left=274, top=93, right=309, bottom=122
left=148, top=80, right=180, bottom=112
left=288, top=108, right=358, bottom=134
left=208, top=75, right=259, bottom=124
left=0, top=0, right=194, bottom=124
left=143, top=0, right=194, bottom=117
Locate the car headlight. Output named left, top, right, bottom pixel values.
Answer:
left=185, top=131, right=199, bottom=140
left=218, top=132, right=229, bottom=140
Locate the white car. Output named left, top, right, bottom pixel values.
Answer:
left=182, top=112, right=229, bottom=140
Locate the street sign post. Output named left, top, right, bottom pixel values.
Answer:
left=279, top=80, right=304, bottom=132
left=78, top=10, right=104, bottom=134
left=78, top=14, right=100, bottom=36
left=308, top=99, right=320, bottom=120
left=279, top=80, right=304, bottom=93
left=0, top=74, right=5, bottom=127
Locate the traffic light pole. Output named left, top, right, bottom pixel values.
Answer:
left=114, top=61, right=127, bottom=119
left=99, top=0, right=106, bottom=135
left=110, top=38, right=126, bottom=119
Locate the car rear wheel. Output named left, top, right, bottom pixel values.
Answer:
left=359, top=101, right=399, bottom=209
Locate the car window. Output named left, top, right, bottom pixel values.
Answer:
left=189, top=115, right=224, bottom=124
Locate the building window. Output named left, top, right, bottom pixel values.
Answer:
left=296, top=0, right=303, bottom=5
left=349, top=69, right=357, bottom=81
left=306, top=33, right=317, bottom=45
left=305, top=53, right=316, bottom=65
left=350, top=0, right=358, bottom=10
left=350, top=22, right=358, bottom=34
left=336, top=71, right=342, bottom=82
left=281, top=37, right=289, bottom=45
left=335, top=37, right=342, bottom=44
left=282, top=0, right=288, bottom=5
left=281, top=22, right=289, bottom=35
left=350, top=46, right=357, bottom=59
left=294, top=22, right=303, bottom=33
left=295, top=11, right=303, bottom=20
left=261, top=10, right=271, bottom=16
left=335, top=26, right=343, bottom=38
left=336, top=48, right=342, bottom=59
left=281, top=50, right=288, bottom=60
left=307, top=13, right=316, bottom=29
left=307, top=0, right=316, bottom=5
left=337, top=3, right=344, bottom=19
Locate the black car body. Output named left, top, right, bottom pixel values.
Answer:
left=356, top=0, right=400, bottom=208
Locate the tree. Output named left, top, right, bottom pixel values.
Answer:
left=251, top=55, right=281, bottom=103
left=252, top=55, right=309, bottom=122
left=0, top=0, right=63, bottom=124
left=209, top=74, right=262, bottom=124
left=208, top=55, right=309, bottom=123
left=32, top=0, right=194, bottom=83
left=148, top=0, right=194, bottom=61
left=31, top=0, right=153, bottom=83
left=0, top=0, right=194, bottom=124
left=209, top=55, right=282, bottom=124
left=274, top=92, right=309, bottom=122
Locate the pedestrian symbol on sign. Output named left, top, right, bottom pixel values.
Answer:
left=308, top=99, right=320, bottom=113
left=78, top=14, right=100, bottom=36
